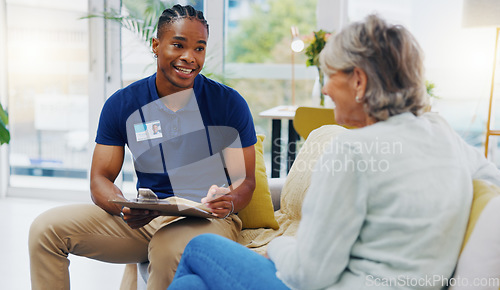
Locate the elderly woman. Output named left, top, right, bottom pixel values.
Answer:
left=168, top=14, right=500, bottom=290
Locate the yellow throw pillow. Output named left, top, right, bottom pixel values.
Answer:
left=238, top=134, right=280, bottom=230
left=452, top=180, right=500, bottom=290
left=460, top=179, right=500, bottom=252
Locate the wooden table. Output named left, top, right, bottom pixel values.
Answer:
left=259, top=105, right=300, bottom=178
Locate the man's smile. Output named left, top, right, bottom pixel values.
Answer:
left=174, top=66, right=196, bottom=75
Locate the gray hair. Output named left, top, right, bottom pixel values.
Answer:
left=319, top=14, right=428, bottom=121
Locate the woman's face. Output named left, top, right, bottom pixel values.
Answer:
left=322, top=69, right=370, bottom=127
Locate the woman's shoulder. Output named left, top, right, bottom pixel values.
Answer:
left=355, top=112, right=451, bottom=135
left=329, top=113, right=430, bottom=154
left=420, top=112, right=453, bottom=128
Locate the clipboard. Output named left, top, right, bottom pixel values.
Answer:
left=110, top=188, right=216, bottom=219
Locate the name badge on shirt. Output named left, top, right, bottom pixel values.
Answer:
left=134, top=120, right=163, bottom=142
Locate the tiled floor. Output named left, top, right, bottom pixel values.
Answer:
left=0, top=197, right=125, bottom=290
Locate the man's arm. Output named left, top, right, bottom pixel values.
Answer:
left=91, top=143, right=160, bottom=228
left=202, top=145, right=256, bottom=218
left=90, top=144, right=126, bottom=216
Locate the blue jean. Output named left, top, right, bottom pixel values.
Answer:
left=169, top=233, right=290, bottom=290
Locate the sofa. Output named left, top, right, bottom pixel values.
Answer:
left=123, top=125, right=500, bottom=290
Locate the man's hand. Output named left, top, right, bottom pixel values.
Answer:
left=120, top=207, right=160, bottom=229
left=201, top=184, right=233, bottom=218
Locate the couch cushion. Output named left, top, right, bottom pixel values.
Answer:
left=237, top=134, right=279, bottom=230
left=450, top=180, right=500, bottom=290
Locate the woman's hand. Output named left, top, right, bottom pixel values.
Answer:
left=201, top=184, right=233, bottom=218
left=120, top=207, right=160, bottom=229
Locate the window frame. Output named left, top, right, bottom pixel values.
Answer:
left=0, top=0, right=8, bottom=198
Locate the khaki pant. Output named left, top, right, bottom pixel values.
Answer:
left=28, top=204, right=242, bottom=290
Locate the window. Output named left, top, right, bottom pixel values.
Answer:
left=224, top=0, right=319, bottom=174
left=224, top=0, right=319, bottom=117
left=6, top=0, right=91, bottom=192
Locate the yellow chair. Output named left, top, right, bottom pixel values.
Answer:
left=293, top=106, right=337, bottom=139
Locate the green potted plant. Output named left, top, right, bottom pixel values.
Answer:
left=426, top=80, right=439, bottom=100
left=304, top=29, right=331, bottom=107
left=425, top=80, right=439, bottom=112
left=0, top=102, right=9, bottom=145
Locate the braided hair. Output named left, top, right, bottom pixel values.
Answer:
left=157, top=4, right=209, bottom=38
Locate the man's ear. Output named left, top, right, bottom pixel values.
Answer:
left=352, top=67, right=367, bottom=97
left=152, top=37, right=159, bottom=55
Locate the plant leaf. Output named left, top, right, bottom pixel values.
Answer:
left=0, top=103, right=8, bottom=126
left=0, top=117, right=10, bottom=145
left=82, top=0, right=176, bottom=51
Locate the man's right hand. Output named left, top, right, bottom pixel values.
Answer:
left=120, top=207, right=160, bottom=229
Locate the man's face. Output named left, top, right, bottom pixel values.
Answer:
left=152, top=18, right=208, bottom=96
